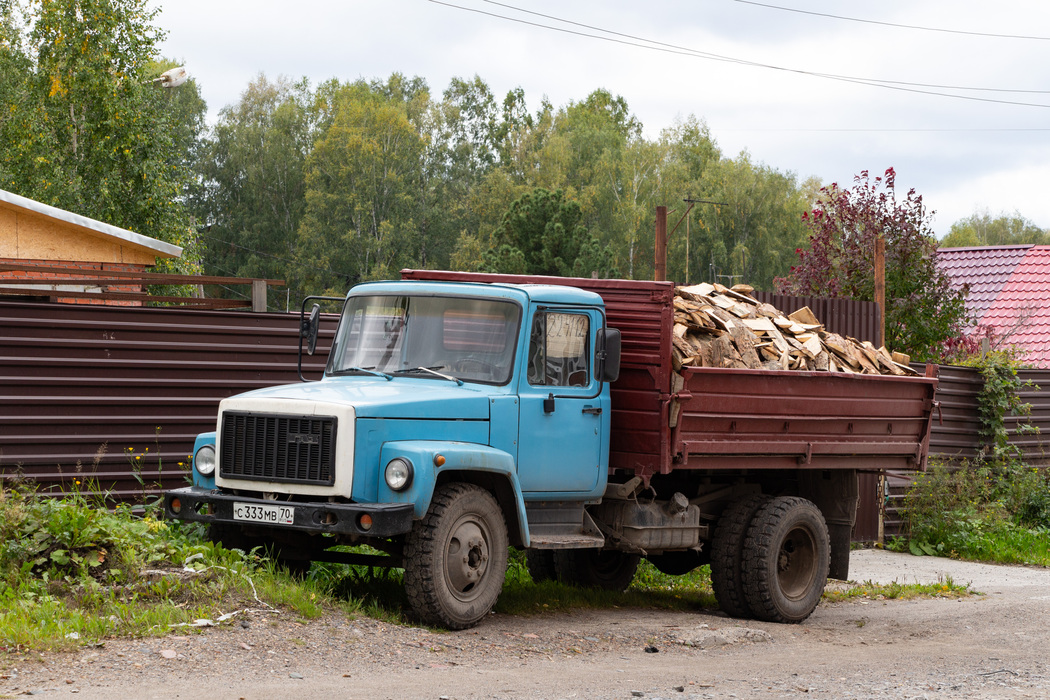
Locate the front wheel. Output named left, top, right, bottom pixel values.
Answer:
left=554, top=549, right=640, bottom=592
left=741, top=496, right=829, bottom=623
left=403, top=483, right=509, bottom=630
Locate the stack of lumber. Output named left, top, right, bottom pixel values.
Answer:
left=672, top=282, right=916, bottom=376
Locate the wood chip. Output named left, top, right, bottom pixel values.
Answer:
left=743, top=317, right=777, bottom=333
left=678, top=283, right=716, bottom=299
left=788, top=306, right=821, bottom=326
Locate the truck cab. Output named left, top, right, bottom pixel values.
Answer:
left=164, top=279, right=621, bottom=628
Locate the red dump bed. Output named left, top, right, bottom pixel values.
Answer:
left=401, top=270, right=938, bottom=480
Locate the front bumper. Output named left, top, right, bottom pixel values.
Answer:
left=163, top=486, right=415, bottom=537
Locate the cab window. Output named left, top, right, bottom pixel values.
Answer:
left=527, top=312, right=590, bottom=387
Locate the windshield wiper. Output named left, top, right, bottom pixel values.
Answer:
left=343, top=366, right=393, bottom=380
left=393, top=366, right=464, bottom=386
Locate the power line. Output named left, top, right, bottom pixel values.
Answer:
left=476, top=0, right=1050, bottom=96
left=484, top=0, right=1050, bottom=97
left=733, top=0, right=1050, bottom=42
left=428, top=0, right=1050, bottom=108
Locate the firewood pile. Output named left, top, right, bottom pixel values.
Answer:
left=672, top=282, right=916, bottom=376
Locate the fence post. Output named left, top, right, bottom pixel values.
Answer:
left=251, top=280, right=267, bottom=312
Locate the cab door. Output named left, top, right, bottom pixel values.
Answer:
left=516, top=307, right=605, bottom=494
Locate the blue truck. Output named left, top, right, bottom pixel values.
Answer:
left=163, top=270, right=937, bottom=629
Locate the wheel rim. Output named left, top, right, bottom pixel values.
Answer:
left=443, top=513, right=491, bottom=602
left=776, top=524, right=818, bottom=601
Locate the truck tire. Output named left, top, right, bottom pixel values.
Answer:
left=710, top=494, right=771, bottom=619
left=741, top=496, right=829, bottom=623
left=525, top=549, right=558, bottom=583
left=553, top=549, right=640, bottom=592
left=403, top=483, right=509, bottom=630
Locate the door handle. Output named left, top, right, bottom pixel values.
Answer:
left=582, top=406, right=602, bottom=415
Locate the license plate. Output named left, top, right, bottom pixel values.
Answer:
left=232, top=502, right=295, bottom=525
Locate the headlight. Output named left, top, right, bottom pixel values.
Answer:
left=195, top=445, right=216, bottom=477
left=384, top=457, right=413, bottom=491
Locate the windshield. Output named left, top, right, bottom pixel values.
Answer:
left=327, top=294, right=522, bottom=385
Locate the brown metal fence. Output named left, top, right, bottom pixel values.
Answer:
left=0, top=299, right=337, bottom=501
left=752, top=292, right=882, bottom=347
left=883, top=365, right=1050, bottom=538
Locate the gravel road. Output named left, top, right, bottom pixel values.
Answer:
left=3, top=549, right=1048, bottom=700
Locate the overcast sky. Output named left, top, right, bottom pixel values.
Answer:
left=155, top=0, right=1050, bottom=237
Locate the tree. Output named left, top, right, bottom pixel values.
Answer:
left=776, top=168, right=968, bottom=360
left=193, top=75, right=313, bottom=308
left=483, top=188, right=618, bottom=278
left=691, top=154, right=810, bottom=291
left=295, top=78, right=427, bottom=293
left=942, top=210, right=1049, bottom=247
left=0, top=0, right=199, bottom=258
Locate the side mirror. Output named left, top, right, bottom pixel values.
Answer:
left=598, top=327, right=621, bottom=383
left=302, top=304, right=321, bottom=356
left=298, top=295, right=344, bottom=382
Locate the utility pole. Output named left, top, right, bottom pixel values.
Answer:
left=655, top=199, right=727, bottom=283
left=654, top=206, right=667, bottom=282
left=874, top=234, right=886, bottom=348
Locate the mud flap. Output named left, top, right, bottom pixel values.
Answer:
left=799, top=470, right=858, bottom=581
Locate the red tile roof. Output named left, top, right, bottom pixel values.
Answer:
left=981, top=247, right=1050, bottom=367
left=937, top=245, right=1050, bottom=367
left=936, top=245, right=1032, bottom=322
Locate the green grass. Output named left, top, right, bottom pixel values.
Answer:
left=823, top=576, right=975, bottom=604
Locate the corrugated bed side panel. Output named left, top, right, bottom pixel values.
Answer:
left=0, top=300, right=336, bottom=501
left=599, top=283, right=674, bottom=475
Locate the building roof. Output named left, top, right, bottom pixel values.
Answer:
left=936, top=245, right=1032, bottom=322
left=980, top=247, right=1050, bottom=367
left=0, top=188, right=182, bottom=259
left=938, top=244, right=1050, bottom=367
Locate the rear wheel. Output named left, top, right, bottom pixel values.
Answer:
left=403, top=483, right=509, bottom=629
left=710, top=494, right=771, bottom=618
left=741, top=496, right=829, bottom=623
left=553, top=549, right=640, bottom=592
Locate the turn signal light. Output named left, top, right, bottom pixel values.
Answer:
left=169, top=497, right=182, bottom=515
left=358, top=513, right=373, bottom=531
left=434, top=454, right=446, bottom=467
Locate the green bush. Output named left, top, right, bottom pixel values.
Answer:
left=898, top=458, right=1050, bottom=565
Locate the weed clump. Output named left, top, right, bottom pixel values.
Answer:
left=0, top=485, right=329, bottom=651
left=895, top=459, right=1050, bottom=565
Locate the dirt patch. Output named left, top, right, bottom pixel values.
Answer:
left=3, top=550, right=1048, bottom=699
